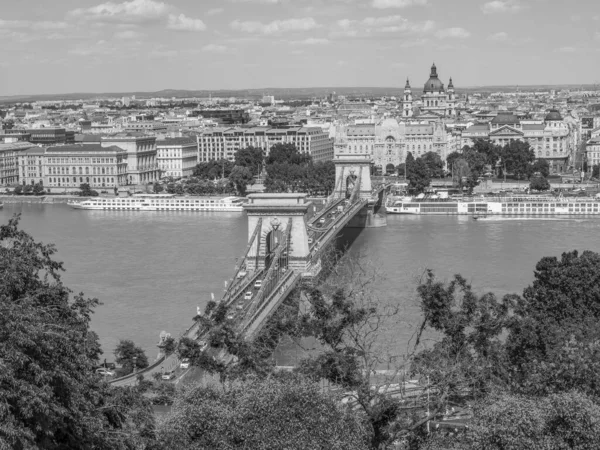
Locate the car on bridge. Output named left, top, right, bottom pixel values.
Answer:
left=236, top=302, right=244, bottom=310
left=319, top=217, right=326, bottom=224
left=254, top=280, right=262, bottom=289
left=226, top=313, right=235, bottom=320
left=162, top=370, right=176, bottom=381
left=236, top=270, right=247, bottom=279
left=244, top=291, right=253, bottom=300
left=308, top=237, right=313, bottom=244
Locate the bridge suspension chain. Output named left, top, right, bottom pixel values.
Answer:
left=241, top=218, right=293, bottom=324
left=222, top=218, right=263, bottom=303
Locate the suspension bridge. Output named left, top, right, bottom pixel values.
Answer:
left=110, top=152, right=393, bottom=386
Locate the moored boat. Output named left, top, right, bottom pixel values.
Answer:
left=70, top=194, right=246, bottom=212
left=386, top=195, right=600, bottom=216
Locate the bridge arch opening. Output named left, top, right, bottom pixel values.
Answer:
left=346, top=173, right=358, bottom=199
left=265, top=228, right=284, bottom=268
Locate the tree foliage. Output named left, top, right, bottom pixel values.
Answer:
left=406, top=156, right=431, bottom=195
left=228, top=165, right=254, bottom=196
left=234, top=146, right=264, bottom=176
left=0, top=216, right=155, bottom=449
left=114, top=339, right=149, bottom=376
left=529, top=176, right=550, bottom=191
left=156, top=376, right=369, bottom=449
left=193, top=159, right=234, bottom=179
left=420, top=151, right=445, bottom=178
left=501, top=140, right=536, bottom=180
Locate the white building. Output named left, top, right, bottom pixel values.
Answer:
left=156, top=138, right=198, bottom=178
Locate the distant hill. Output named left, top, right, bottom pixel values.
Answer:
left=1, top=85, right=598, bottom=104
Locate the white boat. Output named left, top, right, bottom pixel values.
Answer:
left=70, top=194, right=245, bottom=212
left=385, top=195, right=600, bottom=216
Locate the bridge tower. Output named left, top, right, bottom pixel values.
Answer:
left=332, top=152, right=373, bottom=200
left=332, top=152, right=386, bottom=228
left=244, top=193, right=317, bottom=275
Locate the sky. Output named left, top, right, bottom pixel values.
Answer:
left=1, top=0, right=599, bottom=95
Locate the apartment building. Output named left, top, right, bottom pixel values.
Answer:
left=156, top=137, right=198, bottom=178
left=197, top=126, right=334, bottom=163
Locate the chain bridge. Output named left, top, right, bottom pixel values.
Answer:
left=110, top=153, right=393, bottom=386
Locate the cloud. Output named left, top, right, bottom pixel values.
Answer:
left=206, top=8, right=224, bottom=15
left=114, top=30, right=143, bottom=39
left=595, top=31, right=600, bottom=40
left=556, top=46, right=577, bottom=53
left=290, top=37, right=330, bottom=45
left=0, top=20, right=69, bottom=30
left=481, top=0, right=523, bottom=14
left=202, top=44, right=228, bottom=53
left=229, top=0, right=281, bottom=3
left=68, top=0, right=170, bottom=24
left=435, top=27, right=470, bottom=39
left=333, top=15, right=434, bottom=38
left=167, top=13, right=206, bottom=31
left=372, top=0, right=427, bottom=8
left=230, top=17, right=318, bottom=34
left=488, top=31, right=508, bottom=41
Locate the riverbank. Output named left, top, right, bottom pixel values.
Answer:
left=0, top=195, right=87, bottom=204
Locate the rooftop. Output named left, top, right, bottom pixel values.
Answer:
left=46, top=144, right=126, bottom=154
left=156, top=137, right=197, bottom=147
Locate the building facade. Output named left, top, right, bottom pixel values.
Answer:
left=462, top=110, right=575, bottom=173
left=334, top=118, right=449, bottom=171
left=197, top=126, right=334, bottom=163
left=586, top=137, right=600, bottom=169
left=101, top=134, right=159, bottom=185
left=0, top=142, right=34, bottom=186
left=156, top=138, right=198, bottom=178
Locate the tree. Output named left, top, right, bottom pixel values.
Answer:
left=528, top=159, right=550, bottom=178
left=459, top=391, right=600, bottom=450
left=114, top=340, right=149, bottom=376
left=193, top=159, right=234, bottom=180
left=406, top=157, right=431, bottom=194
left=529, top=176, right=550, bottom=191
left=153, top=182, right=164, bottom=194
left=156, top=376, right=368, bottom=449
left=234, top=146, right=264, bottom=176
left=501, top=141, right=535, bottom=180
left=79, top=183, right=98, bottom=197
left=266, top=143, right=311, bottom=165
left=592, top=164, right=600, bottom=179
left=0, top=216, right=155, bottom=449
left=13, top=185, right=23, bottom=195
left=385, top=163, right=396, bottom=174
left=396, top=163, right=406, bottom=178
left=32, top=182, right=44, bottom=196
left=421, top=151, right=445, bottom=178
left=228, top=165, right=254, bottom=196
left=23, top=184, right=33, bottom=195
left=471, top=139, right=502, bottom=168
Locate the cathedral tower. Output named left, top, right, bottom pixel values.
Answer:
left=403, top=78, right=413, bottom=118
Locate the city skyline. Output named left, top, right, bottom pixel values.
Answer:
left=1, top=0, right=599, bottom=96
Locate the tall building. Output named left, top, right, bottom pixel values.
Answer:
left=0, top=141, right=34, bottom=186
left=403, top=64, right=457, bottom=119
left=156, top=138, right=198, bottom=178
left=197, top=126, right=334, bottom=163
left=100, top=134, right=159, bottom=185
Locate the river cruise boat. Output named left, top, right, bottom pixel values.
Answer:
left=70, top=194, right=245, bottom=212
left=386, top=196, right=600, bottom=216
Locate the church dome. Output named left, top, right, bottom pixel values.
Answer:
left=423, top=63, right=445, bottom=93
left=545, top=109, right=563, bottom=121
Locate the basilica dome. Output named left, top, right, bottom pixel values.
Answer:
left=423, top=63, right=445, bottom=93
left=545, top=109, right=563, bottom=121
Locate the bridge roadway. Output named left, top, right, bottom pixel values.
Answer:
left=109, top=188, right=387, bottom=386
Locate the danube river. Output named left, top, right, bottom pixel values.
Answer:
left=3, top=203, right=600, bottom=360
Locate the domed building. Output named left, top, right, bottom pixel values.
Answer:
left=402, top=64, right=457, bottom=119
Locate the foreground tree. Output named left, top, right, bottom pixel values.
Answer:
left=0, top=216, right=155, bottom=448
left=421, top=151, right=445, bottom=178
left=156, top=376, right=368, bottom=449
left=406, top=153, right=431, bottom=194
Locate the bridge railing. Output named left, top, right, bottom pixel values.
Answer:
left=222, top=218, right=263, bottom=303
left=241, top=269, right=300, bottom=338
left=242, top=218, right=293, bottom=322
